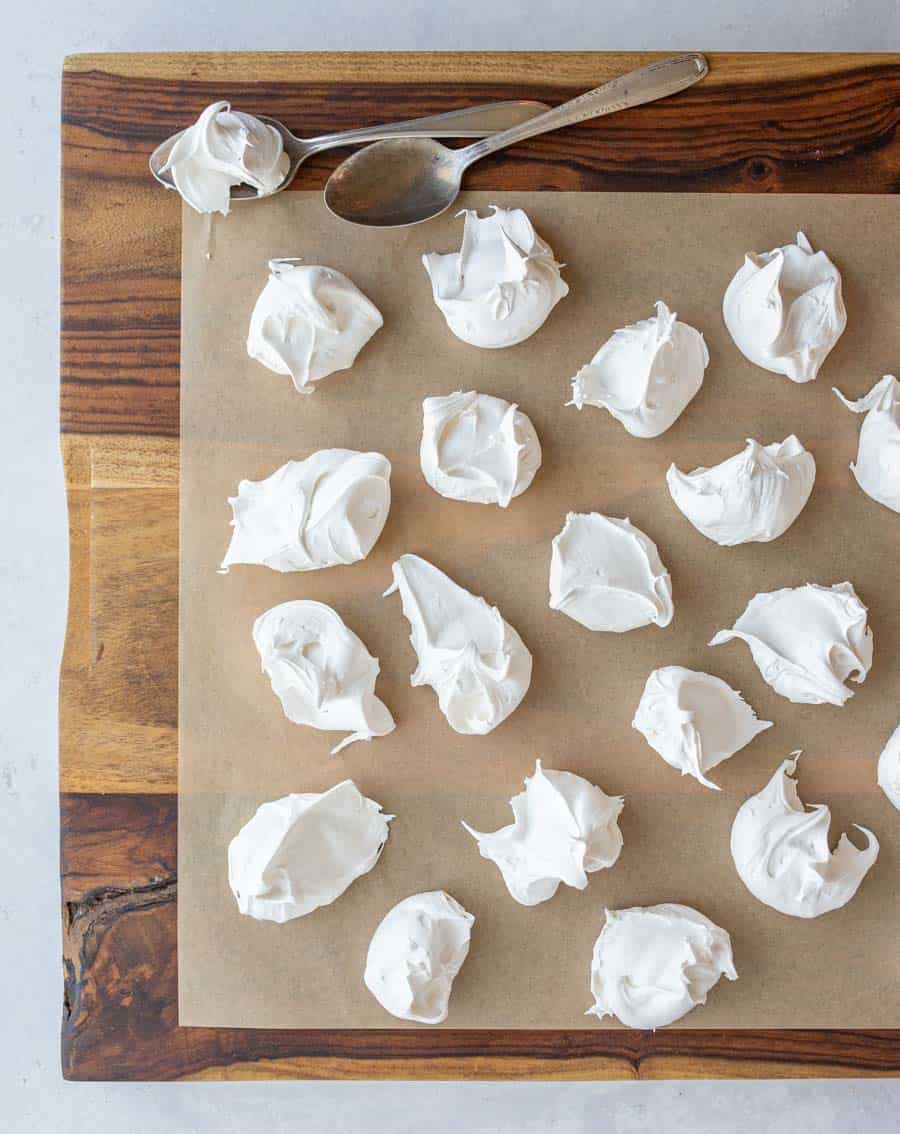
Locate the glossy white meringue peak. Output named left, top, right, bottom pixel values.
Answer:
left=833, top=375, right=900, bottom=514
left=549, top=513, right=674, bottom=633
left=723, top=231, right=847, bottom=383
left=731, top=755, right=879, bottom=918
left=667, top=436, right=816, bottom=546
left=462, top=759, right=624, bottom=906
left=385, top=554, right=531, bottom=735
left=221, top=450, right=391, bottom=573
left=568, top=301, right=708, bottom=438
left=247, top=259, right=383, bottom=393
left=587, top=903, right=737, bottom=1029
left=420, top=390, right=541, bottom=507
left=364, top=890, right=474, bottom=1023
left=227, top=780, right=392, bottom=923
left=422, top=206, right=568, bottom=348
left=877, top=723, right=900, bottom=810
left=253, top=600, right=395, bottom=754
left=160, top=101, right=289, bottom=215
left=710, top=581, right=873, bottom=706
left=632, top=667, right=772, bottom=789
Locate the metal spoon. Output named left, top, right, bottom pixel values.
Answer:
left=149, top=100, right=550, bottom=200
left=324, top=53, right=709, bottom=228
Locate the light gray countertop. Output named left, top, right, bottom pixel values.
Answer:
left=4, top=1, right=899, bottom=1129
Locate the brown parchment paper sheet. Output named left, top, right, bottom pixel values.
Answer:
left=179, top=191, right=899, bottom=1029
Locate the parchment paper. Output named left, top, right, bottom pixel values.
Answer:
left=179, top=191, right=899, bottom=1029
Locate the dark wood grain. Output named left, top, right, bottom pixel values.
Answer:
left=60, top=51, right=900, bottom=1080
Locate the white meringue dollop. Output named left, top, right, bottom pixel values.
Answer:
left=666, top=436, right=816, bottom=546
left=385, top=554, right=532, bottom=735
left=549, top=512, right=674, bottom=632
left=710, top=581, right=873, bottom=706
left=833, top=375, right=900, bottom=513
left=227, top=780, right=392, bottom=923
left=247, top=259, right=383, bottom=394
left=221, top=450, right=391, bottom=573
left=160, top=101, right=289, bottom=215
left=253, top=600, right=395, bottom=754
left=632, top=666, right=772, bottom=789
left=364, top=890, right=474, bottom=1023
left=568, top=301, right=708, bottom=438
left=587, top=903, right=737, bottom=1029
left=731, top=755, right=879, bottom=918
left=422, top=206, right=568, bottom=348
left=723, top=231, right=847, bottom=383
left=877, top=723, right=900, bottom=810
left=420, top=390, right=541, bottom=507
left=462, top=759, right=624, bottom=906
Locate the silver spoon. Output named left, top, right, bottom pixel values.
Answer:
left=324, top=54, right=709, bottom=228
left=149, top=100, right=550, bottom=200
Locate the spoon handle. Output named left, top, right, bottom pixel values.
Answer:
left=458, top=53, right=708, bottom=168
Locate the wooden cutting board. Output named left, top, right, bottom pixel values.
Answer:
left=60, top=50, right=900, bottom=1081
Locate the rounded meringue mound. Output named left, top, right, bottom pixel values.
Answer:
left=833, top=375, right=900, bottom=514
left=723, top=230, right=847, bottom=383
left=731, top=755, right=879, bottom=918
left=247, top=259, right=383, bottom=393
left=422, top=205, right=568, bottom=348
left=160, top=101, right=289, bottom=215
left=877, top=723, right=900, bottom=810
left=462, top=759, right=624, bottom=906
left=364, top=890, right=474, bottom=1023
left=587, top=903, right=737, bottom=1029
left=420, top=390, right=541, bottom=507
left=666, top=436, right=816, bottom=546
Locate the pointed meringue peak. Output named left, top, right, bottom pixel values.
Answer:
left=833, top=375, right=900, bottom=514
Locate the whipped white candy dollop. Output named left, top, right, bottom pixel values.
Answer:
left=632, top=667, right=772, bottom=789
left=364, top=890, right=474, bottom=1023
left=877, top=723, right=900, bottom=810
left=462, top=759, right=623, bottom=906
left=667, top=436, right=816, bottom=546
left=227, top=780, right=391, bottom=923
left=834, top=375, right=900, bottom=513
left=160, top=101, right=289, bottom=215
left=247, top=259, right=383, bottom=394
left=723, top=231, right=847, bottom=383
left=385, top=554, right=531, bottom=735
left=568, top=301, right=708, bottom=438
left=253, top=600, right=395, bottom=754
left=731, top=755, right=879, bottom=918
left=221, top=450, right=391, bottom=573
left=587, top=904, right=737, bottom=1029
left=549, top=513, right=673, bottom=633
left=710, top=581, right=873, bottom=706
left=422, top=206, right=568, bottom=349
left=420, top=390, right=541, bottom=507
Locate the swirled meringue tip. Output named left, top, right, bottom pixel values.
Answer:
left=731, top=754, right=879, bottom=918
left=632, top=666, right=772, bottom=790
left=221, top=450, right=391, bottom=574
left=422, top=205, right=568, bottom=349
left=877, top=723, right=900, bottom=810
left=227, top=780, right=392, bottom=923
left=420, top=390, right=541, bottom=507
left=567, top=301, right=708, bottom=438
left=549, top=512, right=674, bottom=633
left=834, top=375, right=900, bottom=514
left=723, top=230, right=847, bottom=383
left=667, top=436, right=816, bottom=546
left=364, top=890, right=474, bottom=1023
left=384, top=553, right=532, bottom=735
left=709, top=581, right=873, bottom=706
left=247, top=259, right=383, bottom=393
left=587, top=903, right=737, bottom=1029
left=252, top=600, right=395, bottom=755
left=159, top=101, right=289, bottom=215
left=462, top=759, right=624, bottom=906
